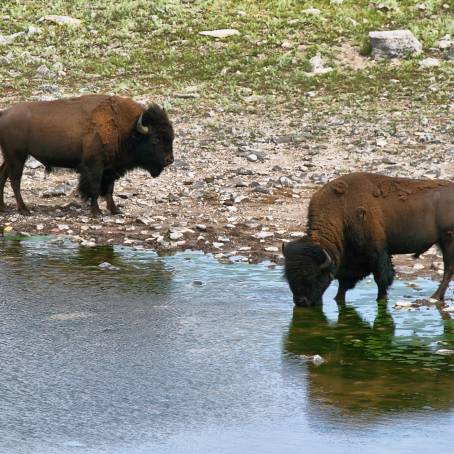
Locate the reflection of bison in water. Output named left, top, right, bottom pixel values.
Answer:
left=283, top=172, right=454, bottom=306
left=0, top=95, right=174, bottom=215
left=284, top=304, right=454, bottom=414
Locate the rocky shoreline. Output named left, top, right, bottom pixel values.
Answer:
left=1, top=103, right=453, bottom=285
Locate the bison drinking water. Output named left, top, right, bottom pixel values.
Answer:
left=0, top=95, right=174, bottom=215
left=283, top=172, right=454, bottom=306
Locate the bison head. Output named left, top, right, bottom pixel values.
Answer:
left=283, top=239, right=333, bottom=306
left=134, top=104, right=174, bottom=177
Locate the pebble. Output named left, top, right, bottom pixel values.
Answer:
left=264, top=246, right=279, bottom=252
left=247, top=154, right=258, bottom=162
left=81, top=240, right=96, bottom=247
left=169, top=231, right=184, bottom=241
left=419, top=58, right=440, bottom=68
left=254, top=231, right=274, bottom=239
left=196, top=224, right=207, bottom=231
left=289, top=232, right=305, bottom=238
left=199, top=29, right=240, bottom=38
left=395, top=301, right=414, bottom=308
left=98, top=262, right=119, bottom=271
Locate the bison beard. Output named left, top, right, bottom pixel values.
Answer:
left=283, top=172, right=454, bottom=306
left=0, top=95, right=174, bottom=216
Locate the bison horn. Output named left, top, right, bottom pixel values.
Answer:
left=136, top=113, right=149, bottom=135
left=320, top=249, right=332, bottom=270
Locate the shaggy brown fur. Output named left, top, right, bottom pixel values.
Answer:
left=284, top=172, right=454, bottom=306
left=0, top=95, right=174, bottom=215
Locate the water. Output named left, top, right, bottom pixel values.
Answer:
left=0, top=237, right=453, bottom=454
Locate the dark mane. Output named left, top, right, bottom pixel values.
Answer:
left=142, top=104, right=174, bottom=140
left=284, top=239, right=326, bottom=282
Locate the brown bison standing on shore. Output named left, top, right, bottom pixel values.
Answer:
left=283, top=172, right=454, bottom=306
left=0, top=95, right=174, bottom=215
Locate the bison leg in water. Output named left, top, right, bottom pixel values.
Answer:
left=0, top=162, right=8, bottom=210
left=372, top=250, right=395, bottom=302
left=335, top=276, right=362, bottom=304
left=431, top=232, right=454, bottom=300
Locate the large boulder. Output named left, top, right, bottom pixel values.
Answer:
left=369, top=30, right=422, bottom=58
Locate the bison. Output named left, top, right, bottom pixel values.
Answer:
left=0, top=94, right=174, bottom=215
left=283, top=172, right=454, bottom=306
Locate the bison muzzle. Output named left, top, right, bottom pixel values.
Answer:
left=0, top=94, right=174, bottom=215
left=283, top=172, right=454, bottom=306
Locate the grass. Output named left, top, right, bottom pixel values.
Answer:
left=0, top=0, right=452, bottom=110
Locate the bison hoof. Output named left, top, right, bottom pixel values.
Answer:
left=18, top=207, right=31, bottom=216
left=109, top=208, right=122, bottom=215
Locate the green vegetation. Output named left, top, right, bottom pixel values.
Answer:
left=0, top=0, right=452, bottom=109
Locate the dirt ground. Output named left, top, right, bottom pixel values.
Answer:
left=1, top=97, right=453, bottom=288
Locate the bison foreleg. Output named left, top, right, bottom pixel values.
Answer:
left=100, top=175, right=121, bottom=215
left=372, top=251, right=395, bottom=302
left=78, top=161, right=103, bottom=216
left=335, top=277, right=361, bottom=304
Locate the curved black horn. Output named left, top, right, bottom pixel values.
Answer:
left=320, top=249, right=332, bottom=270
left=136, top=113, right=149, bottom=134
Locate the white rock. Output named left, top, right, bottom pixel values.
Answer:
left=0, top=32, right=24, bottom=46
left=265, top=246, right=279, bottom=252
left=369, top=30, right=422, bottom=58
left=26, top=157, right=43, bottom=169
left=169, top=231, right=183, bottom=241
left=254, top=231, right=274, bottom=239
left=196, top=224, right=207, bottom=231
left=213, top=242, right=224, bottom=248
left=81, top=240, right=96, bottom=247
left=419, top=57, right=440, bottom=68
left=289, top=231, right=305, bottom=238
left=330, top=0, right=344, bottom=4
left=247, top=153, right=258, bottom=162
left=199, top=29, right=240, bottom=38
left=308, top=53, right=333, bottom=75
left=395, top=301, right=413, bottom=308
left=438, top=36, right=453, bottom=50
left=311, top=354, right=325, bottom=366
left=39, top=15, right=82, bottom=27
left=36, top=65, right=54, bottom=78
left=303, top=8, right=321, bottom=15
left=27, top=25, right=42, bottom=35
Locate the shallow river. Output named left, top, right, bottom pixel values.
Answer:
left=1, top=237, right=453, bottom=454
